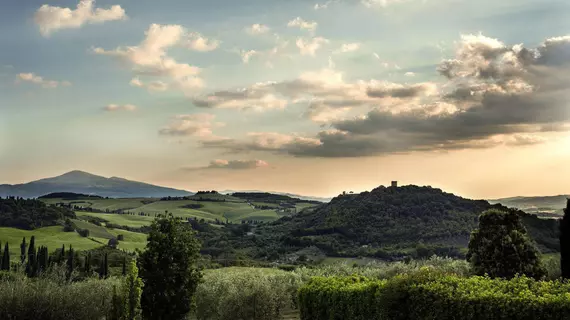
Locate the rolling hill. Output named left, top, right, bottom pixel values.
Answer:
left=489, top=195, right=568, bottom=215
left=0, top=170, right=193, bottom=198
left=250, top=185, right=560, bottom=260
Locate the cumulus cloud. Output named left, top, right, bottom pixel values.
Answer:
left=103, top=104, right=136, bottom=112
left=296, top=37, right=329, bottom=56
left=245, top=24, right=270, bottom=35
left=93, top=24, right=203, bottom=94
left=129, top=77, right=168, bottom=92
left=198, top=33, right=570, bottom=158
left=404, top=72, right=415, bottom=77
left=314, top=0, right=336, bottom=9
left=287, top=17, right=318, bottom=33
left=35, top=0, right=126, bottom=36
left=159, top=114, right=224, bottom=137
left=192, top=86, right=287, bottom=111
left=16, top=73, right=71, bottom=88
left=184, top=32, right=220, bottom=52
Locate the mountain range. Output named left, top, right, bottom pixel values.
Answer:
left=0, top=170, right=192, bottom=198
left=489, top=195, right=569, bottom=214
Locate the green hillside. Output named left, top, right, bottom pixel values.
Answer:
left=250, top=185, right=560, bottom=260
left=42, top=192, right=319, bottom=223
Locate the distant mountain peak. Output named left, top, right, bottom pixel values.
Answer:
left=59, top=170, right=102, bottom=178
left=0, top=170, right=192, bottom=198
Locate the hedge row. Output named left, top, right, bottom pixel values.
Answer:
left=298, top=269, right=570, bottom=320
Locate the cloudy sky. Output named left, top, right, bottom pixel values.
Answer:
left=1, top=0, right=570, bottom=199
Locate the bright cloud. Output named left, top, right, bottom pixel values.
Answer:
left=245, top=24, right=270, bottom=35
left=296, top=37, right=329, bottom=56
left=103, top=104, right=137, bottom=112
left=159, top=114, right=224, bottom=137
left=34, top=0, right=126, bottom=36
left=16, top=73, right=71, bottom=88
left=93, top=24, right=203, bottom=94
left=184, top=32, right=220, bottom=52
left=335, top=43, right=361, bottom=53
left=129, top=78, right=169, bottom=92
left=287, top=17, right=318, bottom=33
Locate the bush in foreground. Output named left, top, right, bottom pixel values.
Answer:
left=195, top=267, right=302, bottom=320
left=298, top=269, right=570, bottom=320
left=0, top=267, right=123, bottom=320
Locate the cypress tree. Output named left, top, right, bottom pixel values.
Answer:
left=561, top=199, right=570, bottom=278
left=85, top=252, right=92, bottom=274
left=67, top=245, right=74, bottom=279
left=104, top=252, right=109, bottom=278
left=26, top=237, right=37, bottom=278
left=1, top=242, right=9, bottom=271
left=20, top=237, right=26, bottom=265
left=122, top=256, right=127, bottom=276
left=60, top=244, right=65, bottom=264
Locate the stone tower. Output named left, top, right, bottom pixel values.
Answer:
left=391, top=181, right=398, bottom=187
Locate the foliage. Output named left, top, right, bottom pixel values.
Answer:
left=299, top=275, right=386, bottom=320
left=467, top=209, right=546, bottom=279
left=560, top=199, right=570, bottom=278
left=138, top=214, right=202, bottom=320
left=1, top=242, right=9, bottom=271
left=298, top=270, right=570, bottom=320
left=0, top=265, right=123, bottom=320
left=408, top=275, right=570, bottom=320
left=123, top=258, right=143, bottom=320
left=292, top=256, right=471, bottom=281
left=250, top=186, right=558, bottom=261
left=195, top=267, right=301, bottom=320
left=0, top=197, right=76, bottom=229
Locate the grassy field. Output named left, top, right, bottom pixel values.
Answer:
left=0, top=226, right=102, bottom=257
left=42, top=194, right=320, bottom=224
left=76, top=211, right=155, bottom=227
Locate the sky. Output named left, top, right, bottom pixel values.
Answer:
left=1, top=0, right=570, bottom=199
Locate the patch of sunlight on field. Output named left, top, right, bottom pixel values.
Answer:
left=76, top=211, right=154, bottom=227
left=72, top=219, right=114, bottom=239
left=0, top=226, right=101, bottom=257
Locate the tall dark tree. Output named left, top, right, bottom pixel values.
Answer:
left=99, top=253, right=108, bottom=279
left=60, top=244, right=65, bottom=264
left=20, top=237, right=26, bottom=265
left=67, top=245, right=74, bottom=279
left=122, top=256, right=127, bottom=276
left=138, top=214, right=202, bottom=320
left=26, top=236, right=37, bottom=277
left=84, top=252, right=92, bottom=274
left=1, top=242, right=9, bottom=271
left=561, top=199, right=570, bottom=278
left=467, top=209, right=546, bottom=279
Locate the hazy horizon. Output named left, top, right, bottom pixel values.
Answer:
left=2, top=0, right=570, bottom=200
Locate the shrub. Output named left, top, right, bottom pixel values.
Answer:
left=298, top=270, right=570, bottom=320
left=298, top=276, right=386, bottom=320
left=467, top=209, right=546, bottom=279
left=292, top=255, right=470, bottom=281
left=195, top=268, right=301, bottom=320
left=0, top=268, right=123, bottom=320
left=408, top=275, right=570, bottom=320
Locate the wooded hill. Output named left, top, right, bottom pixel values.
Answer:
left=250, top=185, right=559, bottom=260
left=0, top=197, right=76, bottom=229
